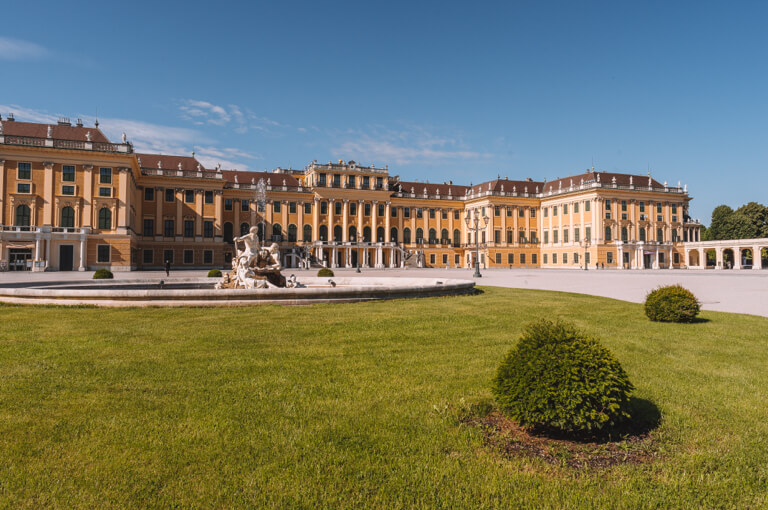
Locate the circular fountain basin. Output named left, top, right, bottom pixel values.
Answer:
left=0, top=277, right=475, bottom=307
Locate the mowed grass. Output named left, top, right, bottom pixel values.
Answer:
left=1, top=287, right=768, bottom=508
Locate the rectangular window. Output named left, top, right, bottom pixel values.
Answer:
left=563, top=253, right=568, bottom=264
left=204, top=221, right=214, bottom=238
left=494, top=206, right=500, bottom=217
left=441, top=210, right=447, bottom=220
left=362, top=176, right=370, bottom=189
left=657, top=203, right=662, bottom=214
left=454, top=210, right=460, bottom=220
left=347, top=175, right=355, bottom=188
left=640, top=201, right=645, bottom=213
left=335, top=201, right=342, bottom=215
left=321, top=201, right=328, bottom=214
left=574, top=202, right=579, bottom=214
left=318, top=173, right=326, bottom=186
left=494, top=230, right=501, bottom=243
left=553, top=253, right=558, bottom=264
left=508, top=253, right=514, bottom=264
left=553, top=206, right=558, bottom=216
left=674, top=252, right=680, bottom=264
left=522, top=253, right=527, bottom=264
left=430, top=253, right=435, bottom=265
left=507, top=230, right=514, bottom=243
left=272, top=201, right=281, bottom=213
left=607, top=252, right=614, bottom=264
left=203, top=250, right=213, bottom=264
left=61, top=185, right=75, bottom=195
left=404, top=207, right=410, bottom=218
left=184, top=250, right=194, bottom=264
left=143, top=249, right=153, bottom=264
left=585, top=226, right=591, bottom=240
left=563, top=204, right=568, bottom=215
left=364, top=203, right=371, bottom=216
left=333, top=174, right=341, bottom=187
left=62, top=165, right=75, bottom=182
left=145, top=188, right=154, bottom=201
left=657, top=214, right=663, bottom=222
left=391, top=207, right=397, bottom=218
left=544, top=207, right=549, bottom=218
left=99, top=187, right=111, bottom=197
left=530, top=209, right=536, bottom=218
left=163, top=249, right=174, bottom=264
left=18, top=162, right=31, bottom=180
left=443, top=254, right=448, bottom=265
left=242, top=200, right=250, bottom=212
left=185, top=190, right=194, bottom=203
left=184, top=220, right=194, bottom=238
left=289, top=202, right=297, bottom=214
left=376, top=177, right=383, bottom=189
left=304, top=202, right=311, bottom=214
left=350, top=202, right=357, bottom=215
left=455, top=254, right=460, bottom=265
left=225, top=199, right=233, bottom=211
left=672, top=204, right=678, bottom=214
left=519, top=207, right=525, bottom=217
left=379, top=204, right=385, bottom=217
left=606, top=199, right=612, bottom=210
left=429, top=208, right=436, bottom=219
left=97, top=245, right=110, bottom=263
left=553, top=230, right=559, bottom=243
left=416, top=208, right=423, bottom=219
left=621, top=200, right=627, bottom=212
left=164, top=219, right=174, bottom=237
left=544, top=231, right=549, bottom=244
left=100, top=168, right=112, bottom=184
left=495, top=253, right=501, bottom=264
left=563, top=229, right=569, bottom=243
left=143, top=218, right=154, bottom=236
left=205, top=191, right=213, bottom=204
left=506, top=207, right=513, bottom=217
left=585, top=201, right=591, bottom=212
left=543, top=253, right=548, bottom=264
left=621, top=213, right=628, bottom=220
left=574, top=227, right=580, bottom=243
left=165, top=189, right=174, bottom=202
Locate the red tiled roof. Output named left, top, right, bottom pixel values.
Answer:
left=137, top=153, right=206, bottom=172
left=542, top=171, right=664, bottom=194
left=221, top=170, right=301, bottom=187
left=0, top=120, right=111, bottom=143
left=395, top=181, right=468, bottom=197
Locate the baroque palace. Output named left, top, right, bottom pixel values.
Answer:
left=0, top=116, right=702, bottom=272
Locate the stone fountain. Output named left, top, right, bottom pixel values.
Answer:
left=216, top=226, right=299, bottom=289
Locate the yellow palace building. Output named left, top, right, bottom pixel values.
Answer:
left=0, top=116, right=699, bottom=272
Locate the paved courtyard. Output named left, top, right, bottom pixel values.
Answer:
left=1, top=267, right=766, bottom=317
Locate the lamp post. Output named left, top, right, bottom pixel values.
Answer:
left=255, top=178, right=267, bottom=244
left=582, top=237, right=590, bottom=270
left=464, top=209, right=489, bottom=278
left=356, top=232, right=362, bottom=273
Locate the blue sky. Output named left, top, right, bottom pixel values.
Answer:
left=2, top=0, right=767, bottom=222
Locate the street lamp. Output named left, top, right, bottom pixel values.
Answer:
left=582, top=237, right=591, bottom=270
left=464, top=209, right=489, bottom=278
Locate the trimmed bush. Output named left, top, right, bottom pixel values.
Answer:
left=317, top=268, right=334, bottom=277
left=207, top=269, right=222, bottom=278
left=92, top=269, right=114, bottom=280
left=492, top=319, right=634, bottom=434
left=645, top=285, right=700, bottom=323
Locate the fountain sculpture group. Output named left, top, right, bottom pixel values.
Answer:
left=216, top=226, right=300, bottom=289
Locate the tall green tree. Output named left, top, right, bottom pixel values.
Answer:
left=704, top=202, right=768, bottom=240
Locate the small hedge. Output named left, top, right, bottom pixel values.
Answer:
left=207, top=269, right=222, bottom=277
left=645, top=285, right=700, bottom=323
left=92, top=269, right=114, bottom=279
left=317, top=268, right=334, bottom=277
left=492, top=319, right=634, bottom=434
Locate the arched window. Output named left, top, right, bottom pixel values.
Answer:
left=288, top=224, right=297, bottom=242
left=403, top=227, right=411, bottom=244
left=428, top=228, right=437, bottom=244
left=349, top=225, right=357, bottom=242
left=604, top=226, right=612, bottom=241
left=272, top=223, right=282, bottom=241
left=453, top=229, right=460, bottom=246
left=639, top=228, right=646, bottom=242
left=15, top=204, right=30, bottom=227
left=416, top=228, right=424, bottom=243
left=441, top=228, right=449, bottom=243
left=363, top=226, right=371, bottom=242
left=240, top=222, right=250, bottom=236
left=376, top=226, right=384, bottom=242
left=621, top=227, right=628, bottom=242
left=333, top=225, right=342, bottom=242
left=303, top=224, right=312, bottom=242
left=657, top=228, right=663, bottom=242
left=223, top=222, right=234, bottom=243
left=390, top=227, right=398, bottom=243
left=98, top=208, right=112, bottom=230
left=319, top=225, right=328, bottom=241
left=61, top=206, right=75, bottom=228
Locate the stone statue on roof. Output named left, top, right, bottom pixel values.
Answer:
left=629, top=176, right=633, bottom=186
left=157, top=160, right=162, bottom=169
left=47, top=126, right=52, bottom=138
left=85, top=131, right=91, bottom=142
left=122, top=132, right=127, bottom=143
left=178, top=162, right=183, bottom=171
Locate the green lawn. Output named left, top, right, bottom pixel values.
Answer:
left=1, top=287, right=767, bottom=508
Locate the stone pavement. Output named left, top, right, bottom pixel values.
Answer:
left=1, top=267, right=766, bottom=317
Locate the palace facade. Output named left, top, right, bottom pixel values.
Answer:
left=0, top=116, right=701, bottom=272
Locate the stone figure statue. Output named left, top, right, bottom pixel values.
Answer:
left=122, top=132, right=127, bottom=143
left=47, top=125, right=52, bottom=138
left=216, top=228, right=299, bottom=290
left=85, top=131, right=91, bottom=141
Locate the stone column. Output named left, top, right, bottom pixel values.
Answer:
left=79, top=230, right=87, bottom=271
left=233, top=197, right=240, bottom=236
left=734, top=247, right=742, bottom=270
left=385, top=201, right=391, bottom=243
left=43, top=162, right=55, bottom=226
left=195, top=190, right=203, bottom=238
left=357, top=201, right=364, bottom=240
left=699, top=248, right=705, bottom=269
left=117, top=167, right=130, bottom=234
left=175, top=188, right=183, bottom=238
left=214, top=190, right=223, bottom=238
left=83, top=165, right=93, bottom=228
left=155, top=187, right=163, bottom=239
left=754, top=246, right=762, bottom=270
left=512, top=206, right=518, bottom=245
left=398, top=207, right=404, bottom=243
left=297, top=201, right=304, bottom=242
left=342, top=199, right=349, bottom=242
left=312, top=197, right=319, bottom=241
left=281, top=201, right=288, bottom=239
left=371, top=201, right=378, bottom=242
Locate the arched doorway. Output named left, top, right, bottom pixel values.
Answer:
left=390, top=227, right=398, bottom=243
left=363, top=226, right=371, bottom=242
left=319, top=225, right=328, bottom=241
left=688, top=250, right=700, bottom=267
left=333, top=225, right=342, bottom=242
left=303, top=224, right=312, bottom=242
left=376, top=227, right=384, bottom=242
left=723, top=249, right=734, bottom=269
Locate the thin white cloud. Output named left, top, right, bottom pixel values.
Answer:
left=333, top=126, right=493, bottom=166
left=0, top=37, right=49, bottom=60
left=179, top=99, right=232, bottom=126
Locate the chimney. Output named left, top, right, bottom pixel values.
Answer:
left=7, top=113, right=15, bottom=121
left=57, top=117, right=71, bottom=126
left=76, top=118, right=83, bottom=127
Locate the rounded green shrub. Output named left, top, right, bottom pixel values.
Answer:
left=644, top=285, right=700, bottom=323
left=317, top=268, right=334, bottom=277
left=92, top=268, right=114, bottom=279
left=207, top=269, right=222, bottom=278
left=492, top=319, right=634, bottom=434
